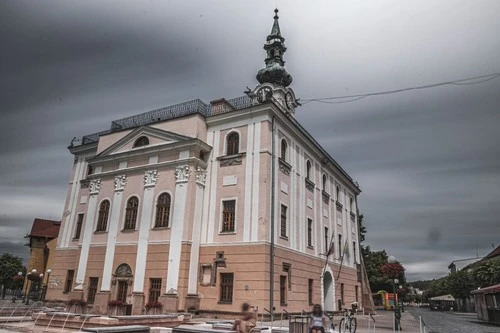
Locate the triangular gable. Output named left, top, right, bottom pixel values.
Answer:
left=97, top=126, right=192, bottom=157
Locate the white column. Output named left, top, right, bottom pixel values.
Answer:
left=187, top=167, right=206, bottom=294
left=250, top=122, right=261, bottom=241
left=243, top=123, right=254, bottom=242
left=101, top=175, right=127, bottom=291
left=133, top=170, right=159, bottom=293
left=207, top=131, right=220, bottom=244
left=74, top=178, right=101, bottom=290
left=61, top=158, right=85, bottom=248
left=165, top=165, right=190, bottom=294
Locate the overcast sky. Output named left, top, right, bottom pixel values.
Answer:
left=1, top=0, right=499, bottom=281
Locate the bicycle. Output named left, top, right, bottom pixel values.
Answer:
left=338, top=308, right=357, bottom=333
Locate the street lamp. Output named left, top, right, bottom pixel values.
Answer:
left=25, top=269, right=37, bottom=305
left=17, top=272, right=23, bottom=296
left=44, top=269, right=52, bottom=301
left=387, top=256, right=400, bottom=331
left=399, top=285, right=405, bottom=312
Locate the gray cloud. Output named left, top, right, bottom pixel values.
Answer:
left=1, top=0, right=499, bottom=279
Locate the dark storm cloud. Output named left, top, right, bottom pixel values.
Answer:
left=1, top=0, right=499, bottom=280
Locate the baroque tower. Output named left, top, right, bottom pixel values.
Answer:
left=247, top=9, right=300, bottom=116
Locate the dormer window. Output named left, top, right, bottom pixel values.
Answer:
left=133, top=136, right=149, bottom=148
left=226, top=132, right=239, bottom=155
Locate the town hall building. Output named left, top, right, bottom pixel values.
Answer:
left=47, top=9, right=368, bottom=315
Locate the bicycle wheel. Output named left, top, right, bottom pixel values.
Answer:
left=349, top=318, right=357, bottom=333
left=338, top=318, right=347, bottom=333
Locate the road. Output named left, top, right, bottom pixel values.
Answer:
left=408, top=307, right=500, bottom=333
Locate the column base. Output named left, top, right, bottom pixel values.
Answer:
left=132, top=292, right=145, bottom=315
left=185, top=294, right=201, bottom=313
left=159, top=293, right=179, bottom=313
left=94, top=291, right=111, bottom=315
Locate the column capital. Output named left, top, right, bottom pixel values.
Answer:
left=114, top=174, right=127, bottom=192
left=144, top=170, right=159, bottom=187
left=175, top=166, right=191, bottom=183
left=89, top=178, right=102, bottom=195
left=195, top=166, right=207, bottom=187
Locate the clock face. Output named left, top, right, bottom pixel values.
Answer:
left=257, top=87, right=273, bottom=103
left=285, top=92, right=294, bottom=110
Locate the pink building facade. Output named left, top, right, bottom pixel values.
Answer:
left=47, top=10, right=367, bottom=316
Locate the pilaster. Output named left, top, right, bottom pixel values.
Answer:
left=75, top=178, right=101, bottom=290
left=165, top=165, right=190, bottom=294
left=101, top=175, right=127, bottom=291
left=187, top=167, right=206, bottom=295
left=133, top=170, right=159, bottom=293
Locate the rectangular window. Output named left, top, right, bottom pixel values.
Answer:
left=117, top=281, right=128, bottom=302
left=280, top=204, right=288, bottom=238
left=74, top=214, right=84, bottom=239
left=355, top=285, right=359, bottom=303
left=341, top=283, right=345, bottom=306
left=220, top=273, right=234, bottom=303
left=353, top=241, right=357, bottom=263
left=221, top=200, right=236, bottom=232
left=307, top=219, right=313, bottom=247
left=308, top=279, right=314, bottom=305
left=149, top=278, right=162, bottom=303
left=324, top=226, right=329, bottom=254
left=63, top=270, right=74, bottom=293
left=280, top=275, right=287, bottom=305
left=338, top=234, right=343, bottom=257
left=87, top=277, right=98, bottom=304
left=200, top=265, right=213, bottom=286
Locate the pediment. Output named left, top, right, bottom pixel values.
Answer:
left=97, top=126, right=192, bottom=157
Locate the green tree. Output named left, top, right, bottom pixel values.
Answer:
left=471, top=257, right=500, bottom=287
left=0, top=253, right=25, bottom=290
left=358, top=214, right=366, bottom=243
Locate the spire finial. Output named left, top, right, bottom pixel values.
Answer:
left=256, top=8, right=293, bottom=87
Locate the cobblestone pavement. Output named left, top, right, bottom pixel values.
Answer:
left=408, top=307, right=500, bottom=333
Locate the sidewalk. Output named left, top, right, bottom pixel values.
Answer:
left=352, top=311, right=421, bottom=333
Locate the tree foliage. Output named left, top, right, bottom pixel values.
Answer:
left=0, top=253, right=25, bottom=289
left=471, top=257, right=500, bottom=287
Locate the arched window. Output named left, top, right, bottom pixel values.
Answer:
left=226, top=132, right=239, bottom=155
left=336, top=186, right=340, bottom=201
left=281, top=139, right=288, bottom=161
left=322, top=175, right=327, bottom=192
left=133, top=136, right=149, bottom=148
left=306, top=160, right=312, bottom=180
left=155, top=193, right=171, bottom=228
left=96, top=200, right=110, bottom=231
left=124, top=197, right=139, bottom=230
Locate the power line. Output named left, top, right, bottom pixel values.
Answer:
left=300, top=72, right=500, bottom=104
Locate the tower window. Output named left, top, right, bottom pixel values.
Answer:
left=133, top=136, right=149, bottom=148
left=280, top=139, right=288, bottom=161
left=226, top=132, right=239, bottom=155
left=124, top=197, right=139, bottom=230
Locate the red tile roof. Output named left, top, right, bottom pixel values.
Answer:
left=27, top=218, right=61, bottom=239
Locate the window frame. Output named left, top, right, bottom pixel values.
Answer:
left=133, top=136, right=150, bottom=148
left=220, top=199, right=237, bottom=233
left=306, top=160, right=312, bottom=180
left=219, top=272, right=234, bottom=304
left=96, top=199, right=110, bottom=232
left=154, top=192, right=172, bottom=228
left=307, top=218, right=313, bottom=248
left=87, top=277, right=99, bottom=304
left=280, top=275, right=287, bottom=305
left=148, top=278, right=162, bottom=303
left=280, top=204, right=288, bottom=239
left=123, top=196, right=139, bottom=230
left=63, top=270, right=74, bottom=294
left=308, top=278, right=314, bottom=305
left=74, top=213, right=84, bottom=239
left=225, top=131, right=240, bottom=156
left=280, top=138, right=288, bottom=161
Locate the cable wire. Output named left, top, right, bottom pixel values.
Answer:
left=301, top=72, right=500, bottom=104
